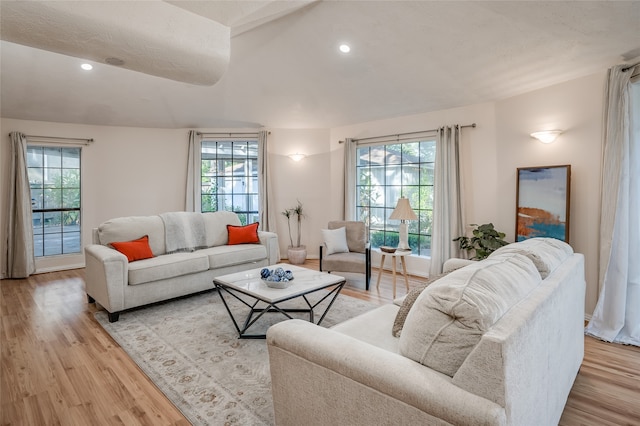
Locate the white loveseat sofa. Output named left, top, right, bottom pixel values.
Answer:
left=85, top=211, right=279, bottom=322
left=267, top=238, right=585, bottom=425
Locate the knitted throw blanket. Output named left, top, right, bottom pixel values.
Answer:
left=159, top=212, right=207, bottom=254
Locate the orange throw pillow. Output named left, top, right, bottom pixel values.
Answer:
left=227, top=222, right=260, bottom=245
left=110, top=235, right=154, bottom=262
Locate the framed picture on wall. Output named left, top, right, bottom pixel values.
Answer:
left=516, top=164, right=571, bottom=243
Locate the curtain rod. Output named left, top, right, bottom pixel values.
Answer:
left=196, top=131, right=268, bottom=138
left=340, top=123, right=476, bottom=144
left=24, top=134, right=94, bottom=144
left=622, top=62, right=640, bottom=72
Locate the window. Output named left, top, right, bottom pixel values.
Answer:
left=27, top=146, right=81, bottom=257
left=201, top=139, right=259, bottom=225
left=356, top=139, right=435, bottom=256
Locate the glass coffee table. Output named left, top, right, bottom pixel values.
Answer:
left=213, top=264, right=346, bottom=338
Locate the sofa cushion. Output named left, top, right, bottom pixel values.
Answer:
left=202, top=211, right=242, bottom=247
left=321, top=252, right=367, bottom=274
left=322, top=227, right=349, bottom=255
left=488, top=237, right=573, bottom=279
left=332, top=304, right=402, bottom=353
left=98, top=215, right=166, bottom=255
left=200, top=244, right=267, bottom=269
left=127, top=252, right=209, bottom=285
left=399, top=253, right=542, bottom=376
left=392, top=270, right=452, bottom=337
left=110, top=235, right=154, bottom=262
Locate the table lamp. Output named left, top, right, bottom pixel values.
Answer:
left=389, top=197, right=417, bottom=250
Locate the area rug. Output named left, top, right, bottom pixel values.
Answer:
left=94, top=288, right=377, bottom=425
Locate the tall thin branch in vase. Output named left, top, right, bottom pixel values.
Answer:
left=292, top=200, right=305, bottom=248
left=281, top=209, right=293, bottom=247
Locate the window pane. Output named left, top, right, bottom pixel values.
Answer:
left=31, top=189, right=43, bottom=209
left=44, top=234, right=62, bottom=256
left=33, top=234, right=44, bottom=257
left=30, top=146, right=82, bottom=257
left=385, top=144, right=402, bottom=165
left=200, top=139, right=259, bottom=220
left=62, top=169, right=80, bottom=188
left=44, top=147, right=62, bottom=168
left=63, top=232, right=81, bottom=254
left=28, top=168, right=43, bottom=188
left=356, top=147, right=370, bottom=166
left=33, top=213, right=43, bottom=235
left=44, top=189, right=62, bottom=209
left=62, top=148, right=80, bottom=168
left=420, top=164, right=434, bottom=185
left=63, top=189, right=80, bottom=208
left=355, top=137, right=436, bottom=255
left=43, top=168, right=61, bottom=188
left=27, top=146, right=43, bottom=167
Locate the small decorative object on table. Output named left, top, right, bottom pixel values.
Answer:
left=380, top=246, right=397, bottom=253
left=260, top=267, right=294, bottom=289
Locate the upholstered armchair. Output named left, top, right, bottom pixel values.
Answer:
left=319, top=221, right=371, bottom=290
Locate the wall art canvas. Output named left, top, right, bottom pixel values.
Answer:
left=516, top=165, right=571, bottom=242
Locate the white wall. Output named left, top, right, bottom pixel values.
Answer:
left=1, top=72, right=606, bottom=315
left=494, top=72, right=606, bottom=314
left=267, top=128, right=332, bottom=256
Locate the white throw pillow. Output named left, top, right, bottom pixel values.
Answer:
left=399, top=253, right=542, bottom=377
left=322, top=227, right=349, bottom=255
left=488, top=237, right=573, bottom=279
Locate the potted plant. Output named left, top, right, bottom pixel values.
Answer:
left=453, top=223, right=509, bottom=260
left=282, top=200, right=307, bottom=264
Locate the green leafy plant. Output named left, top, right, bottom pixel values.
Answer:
left=453, top=223, right=509, bottom=260
left=281, top=200, right=305, bottom=248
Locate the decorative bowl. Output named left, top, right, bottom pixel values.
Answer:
left=260, top=267, right=294, bottom=288
left=262, top=279, right=292, bottom=289
left=380, top=246, right=397, bottom=253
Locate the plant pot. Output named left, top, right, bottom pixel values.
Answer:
left=287, top=245, right=307, bottom=265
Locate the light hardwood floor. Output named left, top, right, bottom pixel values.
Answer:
left=1, top=261, right=639, bottom=425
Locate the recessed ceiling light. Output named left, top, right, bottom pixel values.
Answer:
left=81, top=63, right=93, bottom=71
left=339, top=44, right=351, bottom=53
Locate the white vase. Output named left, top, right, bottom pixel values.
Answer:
left=287, top=245, right=307, bottom=265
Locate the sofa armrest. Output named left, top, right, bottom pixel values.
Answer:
left=267, top=319, right=505, bottom=426
left=442, top=257, right=476, bottom=273
left=84, top=244, right=127, bottom=314
left=258, top=231, right=280, bottom=264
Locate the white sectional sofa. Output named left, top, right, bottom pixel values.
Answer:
left=85, top=211, right=279, bottom=322
left=267, top=238, right=585, bottom=426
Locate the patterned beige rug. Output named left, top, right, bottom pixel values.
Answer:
left=95, top=286, right=377, bottom=425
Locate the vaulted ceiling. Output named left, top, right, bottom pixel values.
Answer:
left=1, top=1, right=639, bottom=129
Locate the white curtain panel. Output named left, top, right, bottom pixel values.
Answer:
left=258, top=130, right=277, bottom=232
left=586, top=65, right=640, bottom=346
left=185, top=130, right=201, bottom=212
left=2, top=132, right=36, bottom=278
left=343, top=138, right=357, bottom=220
left=429, top=125, right=465, bottom=276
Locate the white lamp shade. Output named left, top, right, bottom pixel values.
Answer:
left=389, top=197, right=417, bottom=221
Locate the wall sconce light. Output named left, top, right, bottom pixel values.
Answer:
left=288, top=153, right=306, bottom=161
left=530, top=130, right=562, bottom=144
